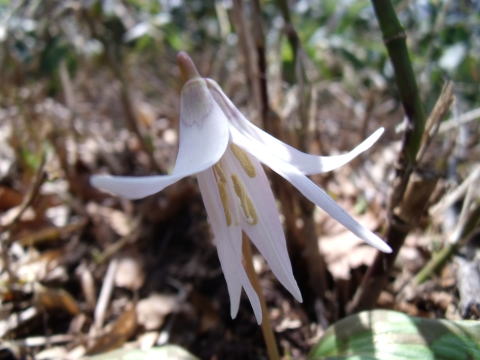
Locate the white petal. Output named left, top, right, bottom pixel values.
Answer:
left=231, top=127, right=392, bottom=253
left=91, top=78, right=230, bottom=200
left=206, top=78, right=383, bottom=175
left=175, top=79, right=230, bottom=174
left=196, top=168, right=262, bottom=324
left=222, top=149, right=302, bottom=302
left=91, top=173, right=184, bottom=200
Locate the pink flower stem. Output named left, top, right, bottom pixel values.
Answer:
left=243, top=235, right=281, bottom=360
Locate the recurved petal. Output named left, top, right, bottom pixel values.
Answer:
left=91, top=174, right=183, bottom=200
left=91, top=78, right=230, bottom=200
left=206, top=78, right=383, bottom=175
left=196, top=168, right=262, bottom=324
left=223, top=148, right=302, bottom=302
left=230, top=127, right=392, bottom=253
left=281, top=168, right=392, bottom=253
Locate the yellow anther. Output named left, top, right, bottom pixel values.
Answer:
left=231, top=144, right=256, bottom=178
left=213, top=163, right=227, bottom=183
left=217, top=180, right=232, bottom=226
left=231, top=174, right=258, bottom=225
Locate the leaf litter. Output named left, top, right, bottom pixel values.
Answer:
left=0, top=54, right=478, bottom=360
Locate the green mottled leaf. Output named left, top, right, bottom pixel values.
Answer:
left=309, top=310, right=480, bottom=360
left=87, top=345, right=199, bottom=360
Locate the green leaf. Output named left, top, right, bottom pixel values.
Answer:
left=308, top=310, right=480, bottom=360
left=87, top=345, right=199, bottom=360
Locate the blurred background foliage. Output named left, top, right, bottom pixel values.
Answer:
left=2, top=0, right=478, bottom=189
left=0, top=0, right=478, bottom=108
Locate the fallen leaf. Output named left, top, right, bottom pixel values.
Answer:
left=35, top=285, right=80, bottom=316
left=16, top=220, right=86, bottom=247
left=87, top=305, right=137, bottom=355
left=136, top=294, right=179, bottom=331
left=86, top=203, right=134, bottom=237
left=0, top=307, right=38, bottom=338
left=114, top=255, right=145, bottom=291
left=0, top=185, right=22, bottom=211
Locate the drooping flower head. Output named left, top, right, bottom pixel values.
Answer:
left=91, top=52, right=391, bottom=324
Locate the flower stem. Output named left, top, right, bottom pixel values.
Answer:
left=243, top=236, right=281, bottom=360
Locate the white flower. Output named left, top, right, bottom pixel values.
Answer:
left=91, top=52, right=391, bottom=324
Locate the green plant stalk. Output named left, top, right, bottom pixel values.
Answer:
left=414, top=244, right=458, bottom=284
left=371, top=0, right=426, bottom=175
left=349, top=0, right=428, bottom=312
left=415, top=203, right=480, bottom=284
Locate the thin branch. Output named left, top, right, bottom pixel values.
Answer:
left=439, top=107, right=480, bottom=134
left=94, top=258, right=119, bottom=329
left=81, top=9, right=162, bottom=173
left=1, top=150, right=46, bottom=282
left=231, top=0, right=257, bottom=105
left=414, top=176, right=480, bottom=284
left=416, top=81, right=454, bottom=164
left=259, top=0, right=329, bottom=318
left=274, top=0, right=311, bottom=150
left=430, top=166, right=480, bottom=217
left=2, top=150, right=46, bottom=232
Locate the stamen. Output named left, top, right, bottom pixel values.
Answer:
left=213, top=163, right=231, bottom=226
left=231, top=144, right=256, bottom=178
left=217, top=180, right=232, bottom=226
left=231, top=174, right=258, bottom=225
left=213, top=163, right=227, bottom=183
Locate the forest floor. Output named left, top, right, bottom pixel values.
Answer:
left=0, top=62, right=478, bottom=360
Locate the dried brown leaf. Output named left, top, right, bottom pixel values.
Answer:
left=0, top=185, right=23, bottom=211
left=35, top=285, right=80, bottom=316
left=16, top=220, right=86, bottom=247
left=87, top=305, right=137, bottom=355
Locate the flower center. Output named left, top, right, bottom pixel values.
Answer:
left=213, top=150, right=259, bottom=227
